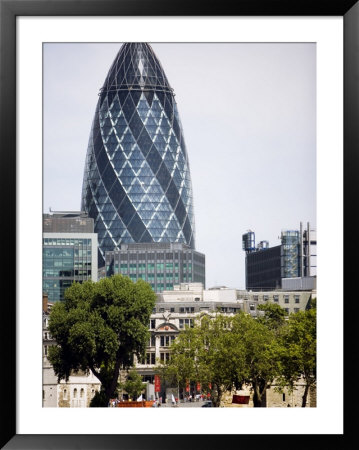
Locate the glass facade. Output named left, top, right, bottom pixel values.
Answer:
left=244, top=224, right=315, bottom=290
left=43, top=235, right=96, bottom=302
left=81, top=43, right=196, bottom=267
left=105, top=243, right=205, bottom=293
left=280, top=231, right=300, bottom=278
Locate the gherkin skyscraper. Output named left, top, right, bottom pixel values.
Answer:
left=81, top=43, right=196, bottom=267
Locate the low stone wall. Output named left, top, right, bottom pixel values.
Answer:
left=220, top=380, right=316, bottom=408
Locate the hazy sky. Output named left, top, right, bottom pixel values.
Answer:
left=43, top=43, right=316, bottom=289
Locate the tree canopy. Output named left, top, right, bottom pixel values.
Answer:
left=278, top=302, right=316, bottom=407
left=120, top=369, right=145, bottom=400
left=158, top=311, right=283, bottom=406
left=48, top=275, right=156, bottom=406
left=158, top=303, right=316, bottom=407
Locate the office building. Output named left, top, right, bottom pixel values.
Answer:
left=43, top=212, right=98, bottom=302
left=243, top=222, right=316, bottom=290
left=81, top=43, right=196, bottom=267
left=105, top=242, right=205, bottom=292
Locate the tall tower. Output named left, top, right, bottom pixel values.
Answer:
left=81, top=43, right=196, bottom=267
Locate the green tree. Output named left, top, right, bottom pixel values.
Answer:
left=120, top=369, right=145, bottom=400
left=157, top=314, right=242, bottom=406
left=48, top=275, right=156, bottom=406
left=230, top=312, right=283, bottom=407
left=159, top=312, right=282, bottom=407
left=257, top=302, right=286, bottom=331
left=279, top=304, right=316, bottom=407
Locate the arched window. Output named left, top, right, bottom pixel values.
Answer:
left=80, top=388, right=84, bottom=398
left=63, top=389, right=68, bottom=400
left=73, top=388, right=77, bottom=398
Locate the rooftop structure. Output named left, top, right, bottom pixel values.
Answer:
left=242, top=222, right=316, bottom=290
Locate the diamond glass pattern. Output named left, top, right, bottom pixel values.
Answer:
left=81, top=43, right=196, bottom=266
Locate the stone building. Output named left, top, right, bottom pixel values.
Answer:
left=42, top=295, right=101, bottom=408
left=237, top=288, right=315, bottom=316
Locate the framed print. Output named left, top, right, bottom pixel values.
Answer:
left=1, top=0, right=356, bottom=448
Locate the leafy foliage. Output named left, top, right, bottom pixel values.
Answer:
left=48, top=275, right=156, bottom=405
left=278, top=303, right=316, bottom=406
left=158, top=311, right=283, bottom=406
left=257, top=302, right=286, bottom=330
left=89, top=390, right=108, bottom=407
left=120, top=369, right=145, bottom=400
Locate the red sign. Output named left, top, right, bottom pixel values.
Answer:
left=208, top=383, right=212, bottom=389
left=196, top=382, right=201, bottom=392
left=232, top=395, right=250, bottom=405
left=186, top=380, right=190, bottom=392
left=154, top=375, right=161, bottom=392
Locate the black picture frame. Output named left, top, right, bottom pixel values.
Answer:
left=1, top=0, right=355, bottom=448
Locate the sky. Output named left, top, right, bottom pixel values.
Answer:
left=43, top=42, right=316, bottom=290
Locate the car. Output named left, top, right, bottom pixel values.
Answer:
left=202, top=401, right=213, bottom=407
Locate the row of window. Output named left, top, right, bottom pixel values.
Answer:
left=152, top=306, right=241, bottom=314
left=142, top=352, right=171, bottom=365
left=252, top=295, right=301, bottom=303
left=43, top=269, right=92, bottom=278
left=43, top=238, right=92, bottom=246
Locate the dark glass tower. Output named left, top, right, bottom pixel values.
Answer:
left=81, top=43, right=196, bottom=267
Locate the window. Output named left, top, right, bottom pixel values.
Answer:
left=284, top=308, right=289, bottom=315
left=63, top=389, right=68, bottom=400
left=249, top=304, right=255, bottom=311
left=295, top=296, right=300, bottom=303
left=170, top=307, right=175, bottom=313
left=179, top=319, right=193, bottom=329
left=150, top=319, right=156, bottom=329
left=146, top=352, right=156, bottom=365
left=160, top=352, right=170, bottom=363
left=273, top=295, right=279, bottom=302
left=160, top=335, right=174, bottom=347
left=263, top=295, right=269, bottom=302
left=284, top=296, right=289, bottom=304
left=294, top=308, right=299, bottom=313
left=73, top=388, right=78, bottom=398
left=80, top=388, right=84, bottom=398
left=150, top=335, right=156, bottom=346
